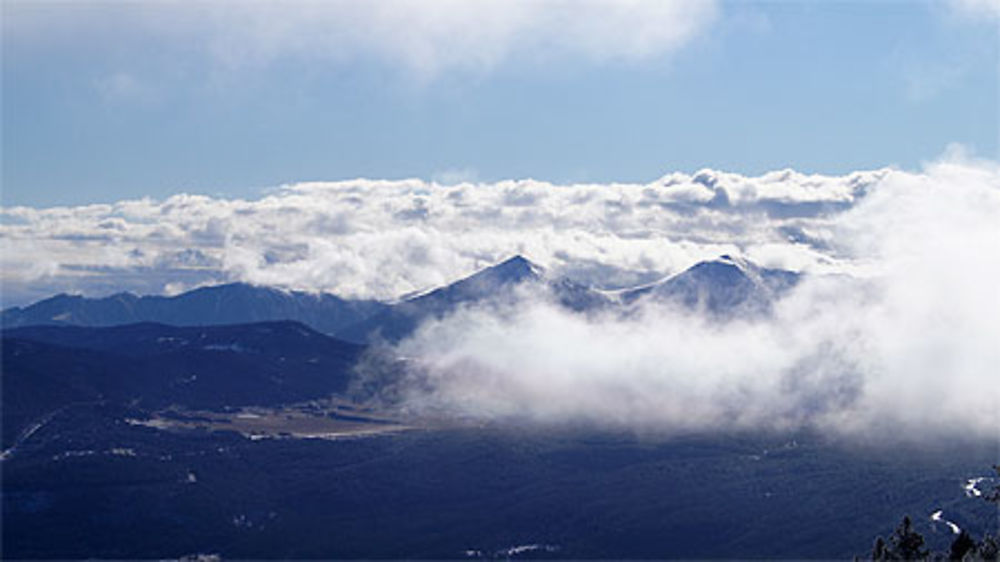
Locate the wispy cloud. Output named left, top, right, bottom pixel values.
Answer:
left=94, top=72, right=160, bottom=105
left=948, top=0, right=1000, bottom=20
left=6, top=1, right=719, bottom=81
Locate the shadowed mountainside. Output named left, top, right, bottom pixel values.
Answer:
left=2, top=322, right=363, bottom=447
left=1, top=283, right=387, bottom=335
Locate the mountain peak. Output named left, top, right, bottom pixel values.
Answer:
left=499, top=254, right=531, bottom=266
left=397, top=255, right=545, bottom=309
left=697, top=254, right=766, bottom=278
left=711, top=253, right=748, bottom=269
left=682, top=257, right=754, bottom=286
left=620, top=254, right=799, bottom=315
left=488, top=255, right=545, bottom=279
left=454, top=255, right=544, bottom=291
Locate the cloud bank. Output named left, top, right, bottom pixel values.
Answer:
left=374, top=156, right=998, bottom=440
left=0, top=167, right=887, bottom=306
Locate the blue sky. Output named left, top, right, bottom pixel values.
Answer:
left=2, top=0, right=997, bottom=207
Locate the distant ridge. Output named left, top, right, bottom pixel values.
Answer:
left=0, top=283, right=387, bottom=335
left=621, top=254, right=800, bottom=315
left=2, top=254, right=801, bottom=342
left=335, top=255, right=567, bottom=343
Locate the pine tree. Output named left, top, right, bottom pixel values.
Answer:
left=889, top=516, right=929, bottom=561
left=949, top=530, right=975, bottom=561
left=987, top=465, right=1000, bottom=504
left=872, top=536, right=888, bottom=561
left=862, top=467, right=1000, bottom=561
left=975, top=534, right=999, bottom=561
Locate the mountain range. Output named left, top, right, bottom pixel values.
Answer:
left=0, top=283, right=386, bottom=336
left=5, top=256, right=998, bottom=561
left=2, top=255, right=800, bottom=343
left=0, top=253, right=801, bottom=450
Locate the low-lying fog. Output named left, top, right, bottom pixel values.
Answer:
left=386, top=156, right=1000, bottom=441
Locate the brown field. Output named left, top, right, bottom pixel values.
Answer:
left=126, top=398, right=413, bottom=441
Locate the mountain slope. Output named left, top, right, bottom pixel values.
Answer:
left=336, top=255, right=610, bottom=343
left=2, top=255, right=799, bottom=344
left=0, top=283, right=387, bottom=334
left=621, top=255, right=800, bottom=316
left=1, top=321, right=365, bottom=445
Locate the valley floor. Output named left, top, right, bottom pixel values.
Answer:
left=2, top=402, right=997, bottom=559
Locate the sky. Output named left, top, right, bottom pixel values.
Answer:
left=2, top=0, right=998, bottom=208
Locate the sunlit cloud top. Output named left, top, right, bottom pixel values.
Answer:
left=0, top=163, right=914, bottom=306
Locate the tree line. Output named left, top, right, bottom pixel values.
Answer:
left=865, top=466, right=999, bottom=561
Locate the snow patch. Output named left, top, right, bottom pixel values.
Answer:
left=52, top=448, right=136, bottom=461
left=157, top=336, right=189, bottom=345
left=179, top=554, right=220, bottom=562
left=52, top=450, right=97, bottom=461
left=203, top=343, right=249, bottom=353
left=125, top=417, right=173, bottom=429
left=503, top=544, right=560, bottom=557
left=463, top=544, right=560, bottom=558
left=965, top=477, right=985, bottom=498
left=930, top=510, right=961, bottom=534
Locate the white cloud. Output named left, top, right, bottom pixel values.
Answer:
left=948, top=0, right=1000, bottom=20
left=7, top=1, right=718, bottom=80
left=210, top=0, right=718, bottom=77
left=384, top=156, right=1000, bottom=440
left=0, top=166, right=888, bottom=306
